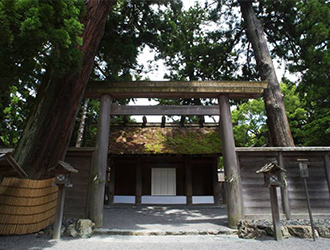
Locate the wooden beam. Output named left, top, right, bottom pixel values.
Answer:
left=85, top=80, right=267, bottom=99
left=111, top=104, right=220, bottom=116
left=142, top=116, right=147, bottom=127
left=213, top=159, right=221, bottom=206
left=0, top=153, right=28, bottom=178
left=236, top=147, right=330, bottom=152
left=110, top=122, right=220, bottom=128
left=136, top=157, right=142, bottom=205
left=185, top=157, right=192, bottom=205
left=161, top=116, right=166, bottom=128
left=108, top=164, right=115, bottom=205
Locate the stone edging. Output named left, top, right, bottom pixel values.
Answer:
left=93, top=228, right=238, bottom=236
left=238, top=220, right=330, bottom=239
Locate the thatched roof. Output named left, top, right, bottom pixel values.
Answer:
left=109, top=127, right=222, bottom=155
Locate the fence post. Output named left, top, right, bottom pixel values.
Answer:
left=53, top=185, right=65, bottom=239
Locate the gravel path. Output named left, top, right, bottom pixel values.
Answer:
left=1, top=234, right=330, bottom=250
left=102, top=206, right=229, bottom=231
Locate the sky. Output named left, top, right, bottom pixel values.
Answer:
left=182, top=0, right=204, bottom=9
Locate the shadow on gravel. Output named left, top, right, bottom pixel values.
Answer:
left=0, top=234, right=55, bottom=250
left=0, top=234, right=100, bottom=250
left=102, top=206, right=229, bottom=230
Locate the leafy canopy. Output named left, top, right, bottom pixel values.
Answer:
left=0, top=0, right=84, bottom=146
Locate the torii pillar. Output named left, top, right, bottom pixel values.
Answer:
left=219, top=94, right=243, bottom=228
left=88, top=94, right=112, bottom=227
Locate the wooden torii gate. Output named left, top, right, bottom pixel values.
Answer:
left=84, top=80, right=267, bottom=229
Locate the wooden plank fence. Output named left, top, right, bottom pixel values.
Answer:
left=0, top=177, right=58, bottom=235
left=237, top=148, right=330, bottom=219
left=64, top=148, right=94, bottom=218
left=7, top=146, right=323, bottom=226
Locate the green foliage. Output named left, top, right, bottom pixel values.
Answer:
left=0, top=0, right=85, bottom=147
left=281, top=82, right=308, bottom=145
left=93, top=0, right=176, bottom=81
left=1, top=86, right=27, bottom=146
left=258, top=0, right=330, bottom=145
left=232, top=98, right=268, bottom=147
left=232, top=82, right=309, bottom=146
left=155, top=2, right=243, bottom=81
left=153, top=2, right=247, bottom=122
left=303, top=107, right=330, bottom=145
left=2, top=0, right=328, bottom=148
left=0, top=0, right=84, bottom=80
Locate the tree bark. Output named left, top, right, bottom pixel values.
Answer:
left=14, top=0, right=116, bottom=179
left=75, top=99, right=89, bottom=147
left=239, top=1, right=294, bottom=147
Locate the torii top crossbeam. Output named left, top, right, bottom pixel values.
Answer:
left=85, top=81, right=268, bottom=99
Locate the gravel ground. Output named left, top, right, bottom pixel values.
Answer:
left=1, top=234, right=330, bottom=250
left=1, top=206, right=329, bottom=249
left=102, top=206, right=229, bottom=231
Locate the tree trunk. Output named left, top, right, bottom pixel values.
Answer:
left=75, top=99, right=89, bottom=147
left=239, top=1, right=294, bottom=147
left=14, top=0, right=116, bottom=179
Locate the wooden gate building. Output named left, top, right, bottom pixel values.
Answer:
left=82, top=80, right=268, bottom=228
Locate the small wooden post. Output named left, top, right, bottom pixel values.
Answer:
left=219, top=94, right=243, bottom=228
left=303, top=178, right=317, bottom=241
left=213, top=159, right=221, bottom=205
left=298, top=159, right=317, bottom=241
left=53, top=185, right=65, bottom=240
left=269, top=186, right=283, bottom=241
left=185, top=157, right=193, bottom=205
left=136, top=157, right=142, bottom=205
left=278, top=152, right=291, bottom=219
left=256, top=161, right=286, bottom=241
left=50, top=161, right=78, bottom=240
